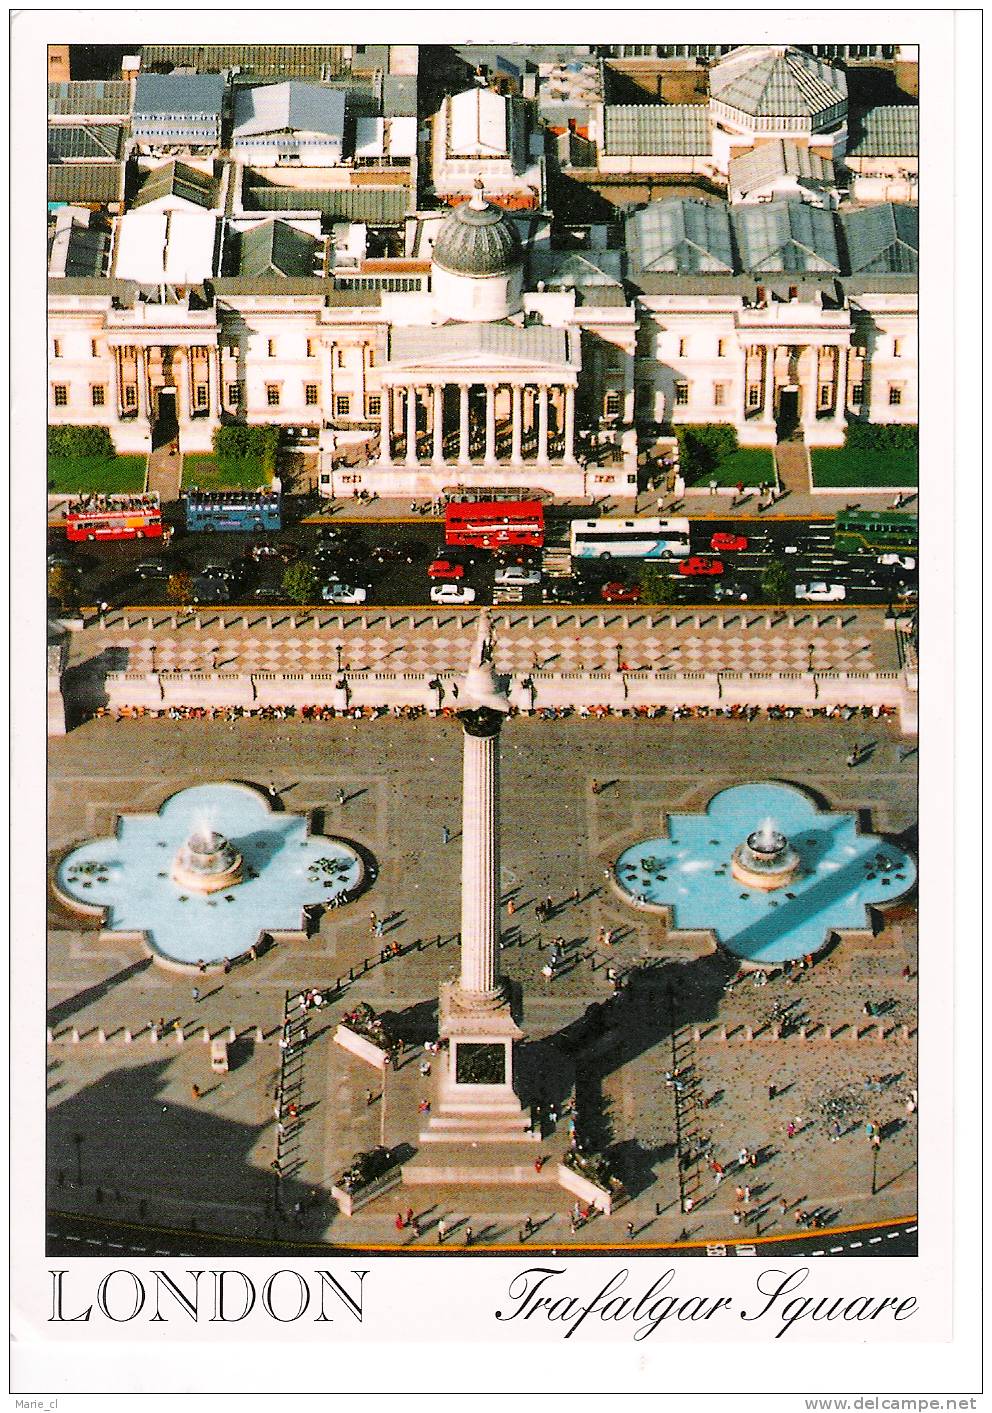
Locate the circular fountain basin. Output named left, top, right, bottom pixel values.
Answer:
left=613, top=782, right=915, bottom=965
left=731, top=827, right=801, bottom=892
left=55, top=782, right=367, bottom=970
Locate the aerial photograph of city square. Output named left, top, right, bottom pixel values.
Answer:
left=45, top=36, right=920, bottom=1261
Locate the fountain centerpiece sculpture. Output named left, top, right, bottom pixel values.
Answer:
left=171, top=827, right=244, bottom=894
left=731, top=818, right=801, bottom=892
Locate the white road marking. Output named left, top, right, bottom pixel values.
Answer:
left=886, top=1230, right=899, bottom=1238
left=869, top=1236, right=882, bottom=1244
left=905, top=1225, right=917, bottom=1233
left=848, top=1241, right=862, bottom=1249
left=108, top=1242, right=124, bottom=1249
left=829, top=1245, right=843, bottom=1253
left=84, top=1238, right=101, bottom=1245
left=811, top=1249, right=824, bottom=1256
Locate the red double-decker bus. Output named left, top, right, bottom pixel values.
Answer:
left=65, top=493, right=163, bottom=542
left=444, top=499, right=544, bottom=550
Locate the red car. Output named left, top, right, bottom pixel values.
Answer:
left=710, top=531, right=749, bottom=553
left=678, top=556, right=725, bottom=577
left=600, top=581, right=642, bottom=603
left=428, top=558, right=465, bottom=580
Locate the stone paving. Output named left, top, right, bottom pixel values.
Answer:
left=67, top=605, right=900, bottom=679
left=47, top=715, right=917, bottom=1249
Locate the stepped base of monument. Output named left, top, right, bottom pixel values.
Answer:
left=401, top=1140, right=560, bottom=1187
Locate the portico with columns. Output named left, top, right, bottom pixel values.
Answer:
left=374, top=322, right=584, bottom=494
left=103, top=303, right=221, bottom=453
left=736, top=306, right=852, bottom=447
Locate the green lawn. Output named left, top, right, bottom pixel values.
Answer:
left=811, top=447, right=918, bottom=489
left=48, top=454, right=146, bottom=495
left=182, top=454, right=272, bottom=491
left=686, top=448, right=774, bottom=488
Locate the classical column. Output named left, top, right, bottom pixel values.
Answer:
left=510, top=383, right=523, bottom=464
left=537, top=385, right=549, bottom=463
left=432, top=383, right=445, bottom=464
left=458, top=383, right=470, bottom=464
left=761, top=345, right=776, bottom=423
left=136, top=347, right=151, bottom=422
left=563, top=385, right=575, bottom=462
left=207, top=345, right=219, bottom=417
left=802, top=348, right=817, bottom=427
left=405, top=384, right=418, bottom=466
left=833, top=346, right=848, bottom=423
left=379, top=384, right=393, bottom=464
left=484, top=384, right=496, bottom=463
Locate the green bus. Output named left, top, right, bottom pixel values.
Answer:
left=833, top=509, right=917, bottom=556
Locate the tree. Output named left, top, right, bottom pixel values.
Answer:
left=637, top=563, right=679, bottom=604
left=47, top=564, right=80, bottom=611
left=48, top=425, right=116, bottom=459
left=282, top=560, right=319, bottom=604
left=760, top=558, right=793, bottom=603
left=167, top=571, right=194, bottom=606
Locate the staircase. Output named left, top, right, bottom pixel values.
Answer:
left=774, top=439, right=811, bottom=496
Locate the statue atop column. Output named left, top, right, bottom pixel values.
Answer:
left=459, top=609, right=510, bottom=733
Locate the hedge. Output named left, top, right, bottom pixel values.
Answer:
left=47, top=425, right=116, bottom=458
left=674, top=424, right=739, bottom=481
left=212, top=425, right=280, bottom=474
left=845, top=424, right=917, bottom=453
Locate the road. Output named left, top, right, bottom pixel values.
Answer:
left=46, top=1208, right=917, bottom=1258
left=49, top=511, right=918, bottom=611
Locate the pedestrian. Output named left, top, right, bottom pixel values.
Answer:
left=735, top=480, right=744, bottom=503
left=626, top=1221, right=635, bottom=1239
left=743, top=1185, right=751, bottom=1204
left=778, top=1196, right=788, bottom=1217
left=786, top=1120, right=796, bottom=1139
left=437, top=1218, right=447, bottom=1244
left=337, top=787, right=346, bottom=806
left=591, top=779, right=601, bottom=795
left=830, top=1121, right=842, bottom=1142
left=768, top=1083, right=776, bottom=1101
left=732, top=1208, right=742, bottom=1225
left=534, top=1157, right=544, bottom=1174
left=442, top=825, right=450, bottom=845
left=709, top=478, right=718, bottom=497
left=735, top=1185, right=745, bottom=1203
left=524, top=1215, right=534, bottom=1237
left=507, top=898, right=515, bottom=916
left=683, top=1196, right=694, bottom=1214
left=411, top=1219, right=421, bottom=1238
left=865, top=1120, right=875, bottom=1141
left=748, top=1150, right=757, bottom=1168
left=738, top=1146, right=749, bottom=1167
left=366, top=1088, right=375, bottom=1106
left=191, top=1084, right=201, bottom=1101
left=465, top=1226, right=473, bottom=1247
left=395, top=1212, right=404, bottom=1232
left=192, top=986, right=200, bottom=1004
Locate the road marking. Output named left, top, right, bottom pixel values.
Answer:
left=869, top=1236, right=883, bottom=1244
left=848, top=1241, right=862, bottom=1249
left=905, top=1225, right=917, bottom=1233
left=63, top=1234, right=81, bottom=1242
left=886, top=1230, right=900, bottom=1238
left=108, top=1242, right=124, bottom=1249
left=84, top=1238, right=102, bottom=1245
left=154, top=1249, right=170, bottom=1255
left=829, top=1245, right=843, bottom=1253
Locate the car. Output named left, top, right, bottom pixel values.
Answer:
left=428, top=558, right=466, bottom=580
left=600, top=581, right=642, bottom=603
left=321, top=582, right=369, bottom=604
left=192, top=576, right=231, bottom=604
left=710, top=531, right=749, bottom=553
left=47, top=548, right=81, bottom=574
left=248, top=541, right=286, bottom=563
left=494, top=564, right=542, bottom=588
left=678, top=556, right=725, bottom=577
left=794, top=582, right=846, bottom=602
left=134, top=558, right=172, bottom=581
left=429, top=583, right=477, bottom=604
left=370, top=543, right=408, bottom=565
left=877, top=553, right=916, bottom=571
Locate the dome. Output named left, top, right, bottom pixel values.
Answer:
left=432, top=191, right=523, bottom=278
left=710, top=45, right=847, bottom=131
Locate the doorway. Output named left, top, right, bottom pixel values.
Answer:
left=153, top=389, right=178, bottom=449
left=776, top=385, right=800, bottom=440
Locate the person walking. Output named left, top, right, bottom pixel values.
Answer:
left=626, top=1221, right=635, bottom=1239
left=465, top=1226, right=473, bottom=1247
left=192, top=986, right=200, bottom=1004
left=437, top=1218, right=447, bottom=1244
left=442, top=825, right=450, bottom=845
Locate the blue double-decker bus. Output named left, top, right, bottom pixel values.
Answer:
left=184, top=488, right=282, bottom=533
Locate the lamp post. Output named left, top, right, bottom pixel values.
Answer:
left=615, top=643, right=623, bottom=672
left=335, top=643, right=343, bottom=672
left=71, top=1132, right=84, bottom=1185
left=807, top=643, right=815, bottom=672
left=871, top=1142, right=879, bottom=1196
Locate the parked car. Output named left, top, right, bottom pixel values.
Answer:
left=134, top=558, right=172, bottom=581
left=710, top=531, right=749, bottom=553
left=794, top=582, right=846, bottom=602
left=678, top=556, right=725, bottom=577
left=192, top=575, right=231, bottom=604
left=494, top=564, right=542, bottom=588
left=428, top=558, right=466, bottom=581
left=600, top=581, right=641, bottom=603
left=321, top=582, right=368, bottom=604
left=47, top=548, right=82, bottom=574
left=430, top=583, right=477, bottom=604
left=877, top=553, right=916, bottom=571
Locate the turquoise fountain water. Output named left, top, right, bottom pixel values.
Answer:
left=55, top=782, right=366, bottom=968
left=614, top=782, right=915, bottom=965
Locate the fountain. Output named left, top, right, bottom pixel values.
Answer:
left=54, top=781, right=370, bottom=971
left=731, top=818, right=800, bottom=892
left=611, top=782, right=916, bottom=966
left=171, top=828, right=244, bottom=894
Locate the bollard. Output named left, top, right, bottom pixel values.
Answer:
left=202, top=1028, right=211, bottom=1043
left=150, top=1026, right=158, bottom=1043
left=71, top=1027, right=80, bottom=1044
left=745, top=1025, right=754, bottom=1042
left=255, top=1026, right=264, bottom=1043
left=97, top=1027, right=107, bottom=1044
left=692, top=1025, right=701, bottom=1043
left=123, top=1029, right=132, bottom=1044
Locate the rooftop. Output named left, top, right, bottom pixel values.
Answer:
left=388, top=322, right=572, bottom=369
left=733, top=200, right=840, bottom=274
left=48, top=80, right=132, bottom=118
left=133, top=72, right=225, bottom=118
left=602, top=104, right=710, bottom=157
left=847, top=105, right=918, bottom=158
left=238, top=220, right=323, bottom=278
left=626, top=198, right=734, bottom=275
left=139, top=44, right=348, bottom=79
left=232, top=82, right=346, bottom=141
left=710, top=45, right=847, bottom=125
left=729, top=139, right=834, bottom=197
left=447, top=87, right=509, bottom=157
left=48, top=124, right=126, bottom=162
left=839, top=203, right=918, bottom=275
left=48, top=163, right=125, bottom=205
left=131, top=160, right=218, bottom=211
left=431, top=192, right=523, bottom=277
left=242, top=181, right=409, bottom=224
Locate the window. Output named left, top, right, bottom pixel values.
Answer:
left=306, top=338, right=317, bottom=359
left=124, top=384, right=138, bottom=409
left=818, top=383, right=832, bottom=409
left=892, top=338, right=903, bottom=358
left=367, top=394, right=381, bottom=417
left=194, top=384, right=209, bottom=410
left=712, top=383, right=726, bottom=407
left=266, top=384, right=281, bottom=407
left=717, top=338, right=726, bottom=358
left=53, top=339, right=63, bottom=359
left=675, top=382, right=689, bottom=406
left=91, top=385, right=106, bottom=407
left=91, top=339, right=99, bottom=358
left=227, top=382, right=241, bottom=406
left=851, top=383, right=864, bottom=406
left=335, top=394, right=351, bottom=418
left=305, top=383, right=319, bottom=406
left=747, top=384, right=761, bottom=408
left=678, top=337, right=688, bottom=358
left=53, top=383, right=68, bottom=406
left=267, top=338, right=277, bottom=358
left=605, top=391, right=622, bottom=417
left=336, top=348, right=346, bottom=368
left=888, top=385, right=903, bottom=406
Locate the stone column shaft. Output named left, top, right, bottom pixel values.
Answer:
left=459, top=727, right=501, bottom=997
left=432, top=383, right=445, bottom=464
left=833, top=346, right=848, bottom=422
left=458, top=384, right=470, bottom=463
left=761, top=345, right=776, bottom=423
left=563, top=385, right=575, bottom=462
left=510, top=383, right=523, bottom=463
left=484, top=384, right=496, bottom=463
left=405, top=385, right=418, bottom=466
left=537, top=386, right=549, bottom=463
left=380, top=385, right=393, bottom=464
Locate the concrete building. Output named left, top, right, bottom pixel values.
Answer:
left=131, top=73, right=224, bottom=154
left=232, top=83, right=347, bottom=167
left=432, top=86, right=542, bottom=206
left=728, top=140, right=836, bottom=206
